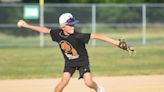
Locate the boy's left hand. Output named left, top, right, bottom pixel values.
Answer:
left=118, top=39, right=136, bottom=56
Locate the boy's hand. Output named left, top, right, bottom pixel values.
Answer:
left=17, top=20, right=28, bottom=28
left=118, top=39, right=136, bottom=56
left=17, top=20, right=51, bottom=34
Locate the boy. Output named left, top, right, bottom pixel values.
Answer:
left=17, top=13, right=134, bottom=92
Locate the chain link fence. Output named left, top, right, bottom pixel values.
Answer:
left=0, top=4, right=164, bottom=47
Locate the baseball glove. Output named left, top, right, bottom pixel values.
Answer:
left=118, top=39, right=136, bottom=56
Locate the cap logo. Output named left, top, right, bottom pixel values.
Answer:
left=67, top=18, right=75, bottom=23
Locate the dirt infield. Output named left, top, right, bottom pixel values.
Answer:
left=0, top=75, right=164, bottom=92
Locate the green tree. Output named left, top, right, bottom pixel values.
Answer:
left=144, top=0, right=164, bottom=3
left=22, top=0, right=164, bottom=3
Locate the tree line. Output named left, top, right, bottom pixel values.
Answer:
left=0, top=1, right=164, bottom=36
left=23, top=0, right=164, bottom=3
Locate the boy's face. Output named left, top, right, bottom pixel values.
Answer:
left=62, top=25, right=75, bottom=34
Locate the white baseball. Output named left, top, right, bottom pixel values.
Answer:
left=17, top=20, right=26, bottom=28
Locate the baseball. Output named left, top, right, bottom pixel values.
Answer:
left=17, top=20, right=25, bottom=28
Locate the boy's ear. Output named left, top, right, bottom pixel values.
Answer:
left=60, top=24, right=66, bottom=28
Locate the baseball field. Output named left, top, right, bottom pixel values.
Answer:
left=0, top=2, right=164, bottom=92
left=0, top=46, right=164, bottom=92
left=0, top=46, right=164, bottom=79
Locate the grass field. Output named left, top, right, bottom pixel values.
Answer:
left=0, top=46, right=164, bottom=79
left=0, top=27, right=164, bottom=47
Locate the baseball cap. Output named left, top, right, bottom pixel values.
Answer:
left=59, top=13, right=79, bottom=26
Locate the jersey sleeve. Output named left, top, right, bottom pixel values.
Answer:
left=76, top=32, right=91, bottom=44
left=50, top=28, right=60, bottom=42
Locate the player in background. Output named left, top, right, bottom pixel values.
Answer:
left=17, top=13, right=134, bottom=92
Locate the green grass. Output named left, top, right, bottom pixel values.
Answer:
left=0, top=27, right=164, bottom=47
left=0, top=46, right=164, bottom=79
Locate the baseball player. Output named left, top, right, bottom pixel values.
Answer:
left=17, top=13, right=134, bottom=92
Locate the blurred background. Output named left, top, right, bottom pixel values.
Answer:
left=0, top=0, right=164, bottom=47
left=0, top=0, right=164, bottom=79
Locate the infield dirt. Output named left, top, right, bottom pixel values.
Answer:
left=0, top=75, right=164, bottom=92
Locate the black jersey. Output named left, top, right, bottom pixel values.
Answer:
left=50, top=28, right=91, bottom=67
